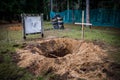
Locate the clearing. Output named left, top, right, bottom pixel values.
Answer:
left=0, top=23, right=120, bottom=80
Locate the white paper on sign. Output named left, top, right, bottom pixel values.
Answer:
left=24, top=16, right=41, bottom=34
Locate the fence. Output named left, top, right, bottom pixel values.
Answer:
left=50, top=8, right=120, bottom=28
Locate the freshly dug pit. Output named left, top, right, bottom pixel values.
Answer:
left=16, top=38, right=120, bottom=80
left=36, top=39, right=72, bottom=58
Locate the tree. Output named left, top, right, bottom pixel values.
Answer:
left=86, top=0, right=91, bottom=28
left=0, top=0, right=24, bottom=22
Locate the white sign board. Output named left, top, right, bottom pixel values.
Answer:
left=22, top=14, right=44, bottom=39
left=24, top=16, right=42, bottom=34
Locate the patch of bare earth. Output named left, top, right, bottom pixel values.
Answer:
left=16, top=38, right=120, bottom=80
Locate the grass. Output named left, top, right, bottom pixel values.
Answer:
left=44, top=23, right=120, bottom=46
left=1, top=22, right=120, bottom=47
left=0, top=21, right=120, bottom=80
left=84, top=28, right=120, bottom=46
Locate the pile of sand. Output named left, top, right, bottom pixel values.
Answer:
left=16, top=38, right=120, bottom=80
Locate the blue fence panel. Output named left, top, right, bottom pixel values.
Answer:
left=74, top=10, right=82, bottom=22
left=50, top=8, right=120, bottom=28
left=114, top=10, right=120, bottom=27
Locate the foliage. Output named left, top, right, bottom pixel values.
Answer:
left=0, top=0, right=120, bottom=22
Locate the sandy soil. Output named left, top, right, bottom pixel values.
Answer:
left=16, top=38, right=120, bottom=80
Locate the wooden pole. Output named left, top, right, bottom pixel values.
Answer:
left=86, top=0, right=91, bottom=28
left=81, top=10, right=84, bottom=39
left=50, top=0, right=53, bottom=20
left=50, top=0, right=53, bottom=12
left=67, top=0, right=70, bottom=21
left=86, top=0, right=90, bottom=23
left=72, top=0, right=74, bottom=24
left=41, top=14, right=44, bottom=38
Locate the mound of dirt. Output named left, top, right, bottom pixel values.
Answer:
left=16, top=38, right=120, bottom=80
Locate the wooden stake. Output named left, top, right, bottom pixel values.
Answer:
left=81, top=10, right=84, bottom=39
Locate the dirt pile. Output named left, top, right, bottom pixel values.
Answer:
left=16, top=38, right=120, bottom=80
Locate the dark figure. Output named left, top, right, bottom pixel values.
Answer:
left=52, top=14, right=64, bottom=29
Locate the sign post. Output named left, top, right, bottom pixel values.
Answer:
left=21, top=14, right=44, bottom=40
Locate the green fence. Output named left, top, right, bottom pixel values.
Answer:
left=50, top=8, right=120, bottom=28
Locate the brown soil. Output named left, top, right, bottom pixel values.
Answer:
left=16, top=38, right=120, bottom=80
left=0, top=23, right=22, bottom=31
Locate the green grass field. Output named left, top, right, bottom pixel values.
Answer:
left=0, top=22, right=120, bottom=80
left=0, top=22, right=120, bottom=46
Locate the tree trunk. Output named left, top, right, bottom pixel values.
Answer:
left=67, top=0, right=70, bottom=21
left=86, top=0, right=91, bottom=28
